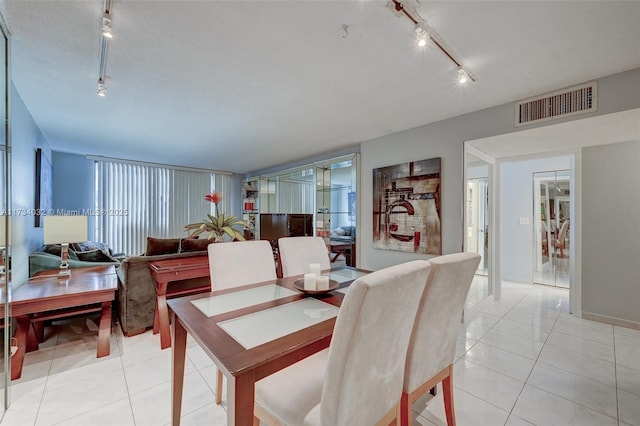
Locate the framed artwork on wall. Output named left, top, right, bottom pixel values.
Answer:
left=34, top=148, right=53, bottom=227
left=372, top=157, right=442, bottom=255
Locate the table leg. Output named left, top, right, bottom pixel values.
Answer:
left=226, top=370, right=256, bottom=426
left=154, top=281, right=171, bottom=349
left=97, top=301, right=111, bottom=358
left=11, top=315, right=31, bottom=380
left=172, top=314, right=187, bottom=426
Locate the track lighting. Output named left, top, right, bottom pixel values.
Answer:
left=97, top=0, right=112, bottom=97
left=388, top=0, right=477, bottom=83
left=97, top=81, right=107, bottom=97
left=102, top=13, right=113, bottom=39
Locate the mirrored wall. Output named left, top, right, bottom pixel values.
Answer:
left=533, top=170, right=571, bottom=288
left=464, top=151, right=491, bottom=311
left=0, top=11, right=9, bottom=418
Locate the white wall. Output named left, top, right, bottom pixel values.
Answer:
left=360, top=103, right=516, bottom=270
left=582, top=140, right=640, bottom=324
left=500, top=155, right=571, bottom=283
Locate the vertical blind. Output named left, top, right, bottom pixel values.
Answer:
left=94, top=159, right=231, bottom=255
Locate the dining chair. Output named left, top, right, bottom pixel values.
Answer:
left=208, top=240, right=278, bottom=404
left=553, top=220, right=569, bottom=258
left=277, top=236, right=331, bottom=278
left=254, top=260, right=432, bottom=426
left=400, top=252, right=481, bottom=426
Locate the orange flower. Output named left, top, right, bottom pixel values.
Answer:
left=205, top=192, right=222, bottom=204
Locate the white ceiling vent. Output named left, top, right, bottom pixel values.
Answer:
left=516, top=82, right=597, bottom=127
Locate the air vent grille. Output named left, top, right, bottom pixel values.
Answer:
left=516, top=82, right=597, bottom=126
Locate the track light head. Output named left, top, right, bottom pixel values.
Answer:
left=457, top=68, right=470, bottom=84
left=97, top=81, right=107, bottom=97
left=414, top=24, right=429, bottom=47
left=102, top=13, right=113, bottom=39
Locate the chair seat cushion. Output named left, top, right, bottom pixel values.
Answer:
left=255, top=349, right=328, bottom=425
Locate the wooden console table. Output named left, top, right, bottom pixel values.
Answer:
left=9, top=265, right=117, bottom=380
left=148, top=255, right=211, bottom=349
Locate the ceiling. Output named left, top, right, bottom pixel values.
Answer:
left=3, top=1, right=640, bottom=173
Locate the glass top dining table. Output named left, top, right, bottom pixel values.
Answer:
left=168, top=266, right=369, bottom=426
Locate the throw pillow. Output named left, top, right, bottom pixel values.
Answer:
left=179, top=238, right=212, bottom=253
left=333, top=227, right=346, bottom=236
left=145, top=237, right=181, bottom=256
left=76, top=249, right=115, bottom=262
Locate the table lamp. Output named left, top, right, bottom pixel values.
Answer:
left=43, top=215, right=88, bottom=276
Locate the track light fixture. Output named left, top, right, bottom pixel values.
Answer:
left=457, top=68, right=470, bottom=84
left=102, top=12, right=113, bottom=39
left=388, top=0, right=476, bottom=83
left=97, top=0, right=112, bottom=97
left=414, top=24, right=429, bottom=47
left=97, top=80, right=107, bottom=97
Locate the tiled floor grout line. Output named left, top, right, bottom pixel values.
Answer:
left=503, top=304, right=561, bottom=425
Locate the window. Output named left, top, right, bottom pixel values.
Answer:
left=94, top=159, right=231, bottom=255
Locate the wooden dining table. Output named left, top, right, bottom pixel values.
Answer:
left=168, top=266, right=369, bottom=426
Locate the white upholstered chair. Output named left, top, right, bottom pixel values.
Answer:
left=400, top=252, right=481, bottom=426
left=277, top=236, right=331, bottom=278
left=254, top=260, right=432, bottom=426
left=553, top=220, right=569, bottom=258
left=208, top=240, right=277, bottom=404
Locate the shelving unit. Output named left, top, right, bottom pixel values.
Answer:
left=242, top=180, right=259, bottom=240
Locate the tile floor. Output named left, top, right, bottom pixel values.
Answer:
left=1, top=281, right=639, bottom=426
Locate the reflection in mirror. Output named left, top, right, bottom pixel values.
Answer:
left=0, top=11, right=8, bottom=417
left=533, top=170, right=570, bottom=288
left=464, top=152, right=491, bottom=310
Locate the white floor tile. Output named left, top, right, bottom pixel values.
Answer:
left=617, top=364, right=640, bottom=396
left=170, top=401, right=228, bottom=426
left=504, top=415, right=535, bottom=425
left=462, top=342, right=535, bottom=382
left=415, top=385, right=509, bottom=426
left=492, top=317, right=551, bottom=340
left=129, top=370, right=215, bottom=426
left=458, top=322, right=491, bottom=341
left=51, top=397, right=135, bottom=426
left=527, top=363, right=618, bottom=419
left=618, top=388, right=640, bottom=426
left=35, top=369, right=129, bottom=426
left=479, top=328, right=545, bottom=360
left=512, top=385, right=618, bottom=426
left=452, top=358, right=524, bottom=411
left=552, top=314, right=614, bottom=345
left=537, top=343, right=616, bottom=387
left=124, top=349, right=196, bottom=396
left=186, top=344, right=216, bottom=370
left=546, top=330, right=615, bottom=363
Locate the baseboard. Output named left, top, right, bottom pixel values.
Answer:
left=582, top=311, right=640, bottom=330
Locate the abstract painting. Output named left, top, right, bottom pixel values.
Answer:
left=373, top=157, right=441, bottom=254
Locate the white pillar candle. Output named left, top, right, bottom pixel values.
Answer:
left=303, top=273, right=317, bottom=290
left=308, top=263, right=321, bottom=277
left=316, top=275, right=330, bottom=291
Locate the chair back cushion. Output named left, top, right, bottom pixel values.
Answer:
left=320, top=260, right=431, bottom=425
left=208, top=240, right=277, bottom=290
left=278, top=236, right=330, bottom=277
left=403, top=252, right=481, bottom=393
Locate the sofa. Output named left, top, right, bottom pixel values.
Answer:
left=116, top=237, right=212, bottom=336
left=330, top=225, right=356, bottom=243
left=29, top=241, right=122, bottom=277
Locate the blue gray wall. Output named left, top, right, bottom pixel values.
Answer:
left=10, top=84, right=51, bottom=284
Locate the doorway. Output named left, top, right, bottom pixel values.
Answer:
left=533, top=170, right=571, bottom=288
left=463, top=149, right=493, bottom=312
